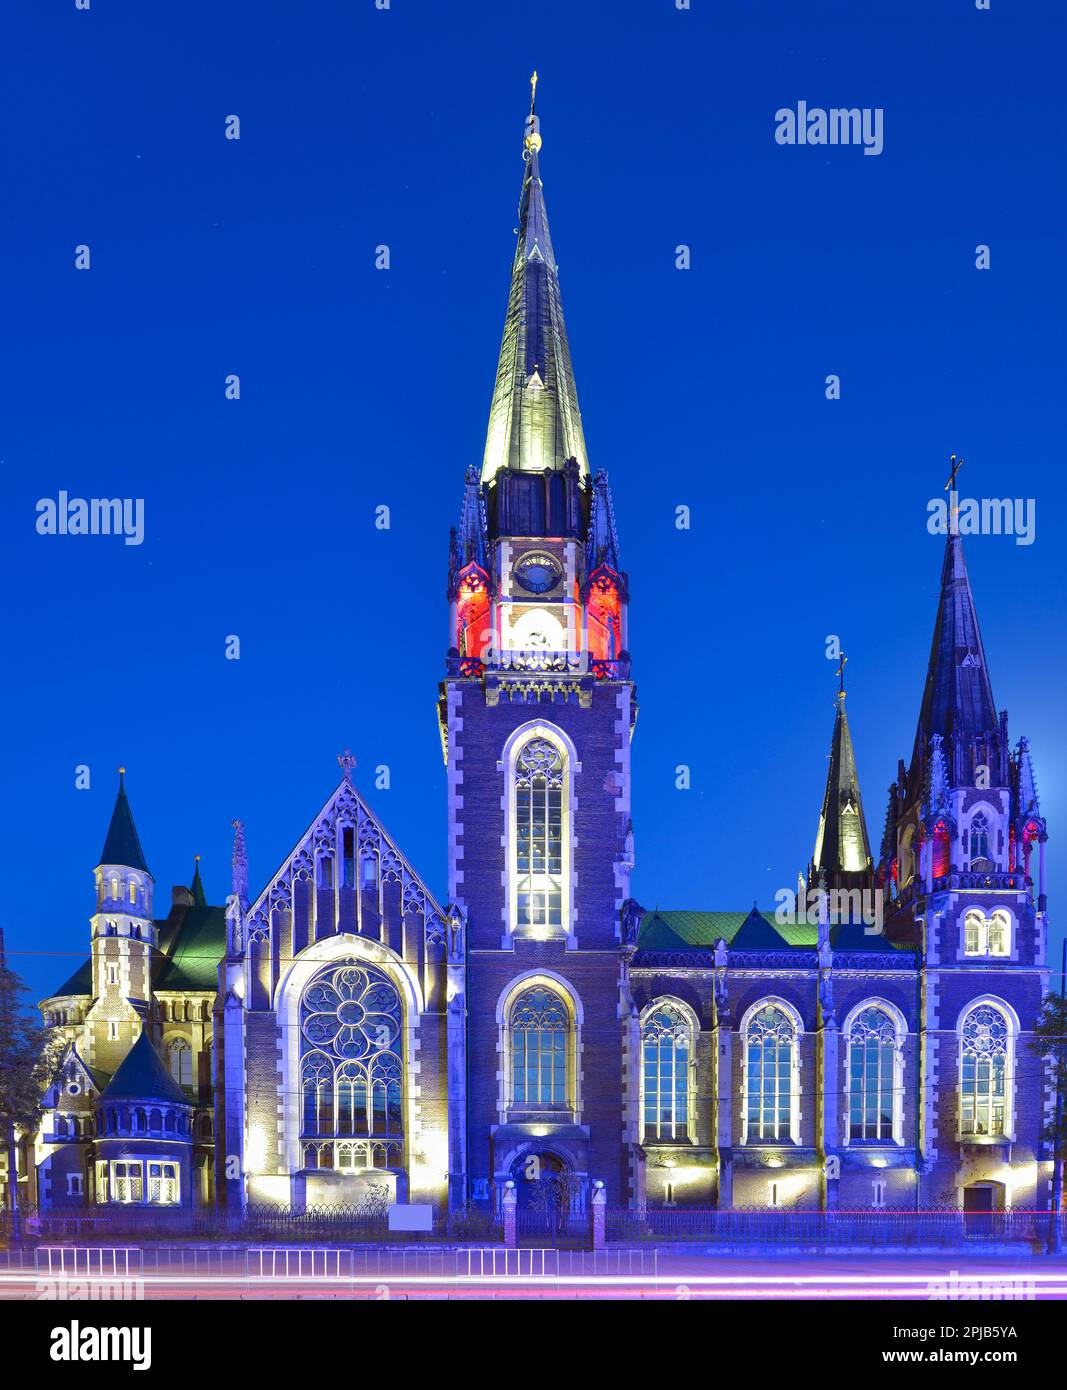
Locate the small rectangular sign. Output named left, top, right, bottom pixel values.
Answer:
left=387, top=1204, right=434, bottom=1232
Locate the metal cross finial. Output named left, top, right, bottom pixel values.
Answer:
left=836, top=651, right=847, bottom=696
left=944, top=454, right=964, bottom=535
left=944, top=453, right=964, bottom=491
left=530, top=70, right=538, bottom=116
left=338, top=749, right=357, bottom=782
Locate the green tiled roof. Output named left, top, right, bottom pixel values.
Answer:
left=155, top=906, right=226, bottom=990
left=637, top=909, right=916, bottom=953
left=638, top=910, right=818, bottom=951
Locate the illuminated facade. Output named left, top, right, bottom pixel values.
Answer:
left=29, top=96, right=1052, bottom=1221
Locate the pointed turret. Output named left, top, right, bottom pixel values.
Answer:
left=809, top=684, right=873, bottom=893
left=907, top=533, right=1004, bottom=796
left=100, top=768, right=149, bottom=874
left=585, top=469, right=622, bottom=574
left=481, top=75, right=588, bottom=482
left=190, top=855, right=206, bottom=907
left=231, top=819, right=248, bottom=906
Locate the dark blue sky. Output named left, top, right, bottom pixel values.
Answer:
left=3, top=1, right=1064, bottom=1000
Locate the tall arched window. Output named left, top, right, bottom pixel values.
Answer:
left=512, top=736, right=565, bottom=933
left=960, top=1003, right=1011, bottom=1138
left=510, top=985, right=569, bottom=1107
left=848, top=1006, right=898, bottom=1141
left=744, top=1004, right=796, bottom=1142
left=641, top=1002, right=692, bottom=1141
left=299, top=962, right=404, bottom=1161
left=168, top=1038, right=193, bottom=1090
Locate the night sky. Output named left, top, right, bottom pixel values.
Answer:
left=3, top=1, right=1064, bottom=1002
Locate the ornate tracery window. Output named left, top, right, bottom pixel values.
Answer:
left=968, top=812, right=992, bottom=867
left=744, top=1004, right=796, bottom=1142
left=510, top=985, right=569, bottom=1107
left=641, top=1003, right=692, bottom=1141
left=299, top=962, right=403, bottom=1166
left=848, top=1006, right=898, bottom=1141
left=513, top=736, right=565, bottom=933
left=960, top=1004, right=1011, bottom=1138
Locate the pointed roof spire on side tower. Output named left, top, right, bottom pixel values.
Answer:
left=908, top=456, right=1000, bottom=798
left=809, top=656, right=873, bottom=891
left=190, top=855, right=206, bottom=907
left=99, top=768, right=150, bottom=873
left=481, top=74, right=589, bottom=482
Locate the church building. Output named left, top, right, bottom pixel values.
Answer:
left=29, top=92, right=1052, bottom=1221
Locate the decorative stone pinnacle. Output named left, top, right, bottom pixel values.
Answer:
left=338, top=749, right=357, bottom=782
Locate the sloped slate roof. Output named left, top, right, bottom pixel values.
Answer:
left=99, top=772, right=150, bottom=872
left=100, top=1028, right=189, bottom=1107
left=48, top=957, right=93, bottom=998
left=829, top=920, right=916, bottom=952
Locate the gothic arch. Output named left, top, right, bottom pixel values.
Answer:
left=496, top=971, right=583, bottom=1122
left=639, top=996, right=698, bottom=1143
left=277, top=934, right=423, bottom=1181
left=739, top=996, right=803, bottom=1146
left=840, top=998, right=907, bottom=1146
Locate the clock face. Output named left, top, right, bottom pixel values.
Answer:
left=515, top=552, right=562, bottom=594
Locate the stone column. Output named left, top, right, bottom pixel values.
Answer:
left=591, top=1181, right=606, bottom=1249
left=820, top=1024, right=840, bottom=1210
left=715, top=1026, right=734, bottom=1209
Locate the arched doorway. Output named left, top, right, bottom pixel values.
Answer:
left=510, top=1149, right=574, bottom=1211
left=509, top=1148, right=585, bottom=1246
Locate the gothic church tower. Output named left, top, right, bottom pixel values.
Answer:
left=441, top=85, right=635, bottom=1210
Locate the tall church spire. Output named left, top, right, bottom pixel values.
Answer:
left=809, top=665, right=873, bottom=892
left=481, top=76, right=589, bottom=481
left=907, top=531, right=1001, bottom=796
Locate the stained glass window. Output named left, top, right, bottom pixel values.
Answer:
left=514, top=737, right=564, bottom=930
left=299, top=962, right=404, bottom=1160
left=510, top=985, right=569, bottom=1106
left=848, top=1007, right=897, bottom=1140
left=745, top=1005, right=795, bottom=1141
left=961, top=1004, right=1009, bottom=1137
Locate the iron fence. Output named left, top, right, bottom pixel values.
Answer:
left=606, top=1207, right=1063, bottom=1247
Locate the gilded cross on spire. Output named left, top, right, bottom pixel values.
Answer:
left=530, top=70, right=538, bottom=116
left=836, top=651, right=847, bottom=697
left=337, top=749, right=357, bottom=782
